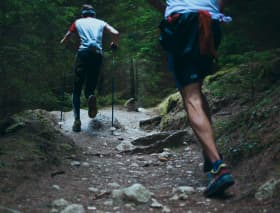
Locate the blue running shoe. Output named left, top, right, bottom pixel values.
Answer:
left=204, top=163, right=235, bottom=197
left=203, top=153, right=223, bottom=173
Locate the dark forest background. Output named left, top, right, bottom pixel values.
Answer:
left=1, top=0, right=279, bottom=119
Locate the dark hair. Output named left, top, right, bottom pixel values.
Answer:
left=81, top=4, right=96, bottom=17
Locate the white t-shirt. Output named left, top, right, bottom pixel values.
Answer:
left=165, top=0, right=221, bottom=19
left=70, top=17, right=107, bottom=51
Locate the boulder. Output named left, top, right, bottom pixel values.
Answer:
left=139, top=116, right=162, bottom=131
left=255, top=178, right=280, bottom=201
left=124, top=98, right=137, bottom=112
left=123, top=184, right=152, bottom=203
left=0, top=206, right=22, bottom=213
left=124, top=130, right=194, bottom=154
left=112, top=184, right=152, bottom=205
left=51, top=199, right=70, bottom=211
left=116, top=141, right=136, bottom=152
left=60, top=204, right=85, bottom=213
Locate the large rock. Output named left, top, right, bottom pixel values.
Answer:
left=159, top=110, right=188, bottom=131
left=116, top=141, right=136, bottom=152
left=51, top=198, right=70, bottom=211
left=124, top=98, right=137, bottom=112
left=60, top=204, right=85, bottom=213
left=158, top=92, right=183, bottom=116
left=150, top=198, right=163, bottom=208
left=156, top=92, right=189, bottom=131
left=139, top=116, right=162, bottom=131
left=5, top=122, right=26, bottom=134
left=123, top=184, right=152, bottom=203
left=125, top=130, right=194, bottom=154
left=170, top=186, right=196, bottom=200
left=112, top=184, right=152, bottom=205
left=255, top=178, right=280, bottom=201
left=112, top=189, right=125, bottom=205
left=0, top=206, right=21, bottom=213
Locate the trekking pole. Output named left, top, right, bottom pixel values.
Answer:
left=109, top=42, right=118, bottom=135
left=112, top=69, right=115, bottom=127
left=58, top=68, right=65, bottom=128
left=110, top=42, right=117, bottom=135
left=110, top=53, right=116, bottom=135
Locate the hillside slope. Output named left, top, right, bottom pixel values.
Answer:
left=155, top=49, right=280, bottom=209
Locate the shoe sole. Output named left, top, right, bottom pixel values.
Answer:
left=72, top=120, right=81, bottom=132
left=88, top=95, right=97, bottom=118
left=204, top=174, right=235, bottom=197
left=72, top=127, right=81, bottom=132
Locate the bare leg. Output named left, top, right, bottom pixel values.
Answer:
left=180, top=82, right=220, bottom=163
left=201, top=92, right=212, bottom=123
left=201, top=92, right=214, bottom=162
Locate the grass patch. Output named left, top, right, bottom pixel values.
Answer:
left=0, top=110, right=76, bottom=171
left=206, top=51, right=280, bottom=164
left=214, top=84, right=280, bottom=164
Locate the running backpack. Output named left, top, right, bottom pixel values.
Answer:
left=159, top=12, right=200, bottom=55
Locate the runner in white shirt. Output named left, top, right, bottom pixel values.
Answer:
left=60, top=4, right=119, bottom=132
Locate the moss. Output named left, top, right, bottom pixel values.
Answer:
left=159, top=110, right=187, bottom=131
left=219, top=49, right=280, bottom=68
left=215, top=84, right=279, bottom=163
left=208, top=52, right=280, bottom=164
left=157, top=92, right=182, bottom=116
left=0, top=110, right=76, bottom=172
left=205, top=50, right=280, bottom=106
left=60, top=143, right=75, bottom=152
left=155, top=91, right=189, bottom=131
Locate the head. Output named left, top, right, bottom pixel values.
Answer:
left=81, top=4, right=96, bottom=17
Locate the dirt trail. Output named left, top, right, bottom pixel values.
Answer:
left=2, top=107, right=262, bottom=213
left=60, top=107, right=156, bottom=143
left=48, top=108, right=240, bottom=212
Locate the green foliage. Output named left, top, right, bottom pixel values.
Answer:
left=96, top=0, right=170, bottom=107
left=1, top=0, right=280, bottom=117
left=219, top=49, right=280, bottom=68
left=208, top=54, right=280, bottom=164
left=205, top=50, right=280, bottom=104
left=0, top=0, right=76, bottom=117
left=0, top=0, right=173, bottom=115
left=220, top=0, right=280, bottom=54
left=97, top=93, right=126, bottom=108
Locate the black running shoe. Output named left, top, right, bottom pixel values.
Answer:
left=88, top=95, right=97, bottom=118
left=72, top=119, right=81, bottom=132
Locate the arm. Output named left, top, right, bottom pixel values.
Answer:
left=104, top=23, right=119, bottom=47
left=60, top=31, right=73, bottom=44
left=60, top=22, right=76, bottom=44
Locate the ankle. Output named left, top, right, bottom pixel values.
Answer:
left=212, top=160, right=223, bottom=171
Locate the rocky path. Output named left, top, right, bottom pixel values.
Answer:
left=2, top=107, right=261, bottom=213
left=41, top=107, right=243, bottom=213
